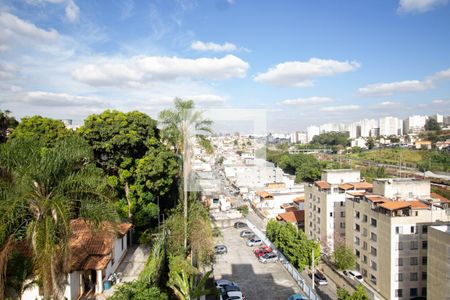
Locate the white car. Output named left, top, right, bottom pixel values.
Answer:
left=215, top=279, right=237, bottom=289
left=259, top=252, right=278, bottom=263
left=219, top=285, right=246, bottom=300
left=344, top=270, right=363, bottom=282
left=246, top=237, right=263, bottom=247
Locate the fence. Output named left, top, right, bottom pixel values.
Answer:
left=246, top=220, right=321, bottom=300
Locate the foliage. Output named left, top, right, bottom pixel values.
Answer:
left=311, top=132, right=350, bottom=147
left=332, top=245, right=356, bottom=270
left=167, top=256, right=212, bottom=300
left=425, top=118, right=441, bottom=131
left=361, top=166, right=388, bottom=182
left=431, top=187, right=450, bottom=200
left=0, top=136, right=117, bottom=298
left=8, top=116, right=71, bottom=147
left=5, top=251, right=34, bottom=299
left=109, top=281, right=168, bottom=300
left=237, top=205, right=249, bottom=217
left=337, top=285, right=369, bottom=300
left=266, top=220, right=320, bottom=271
left=0, top=110, right=18, bottom=143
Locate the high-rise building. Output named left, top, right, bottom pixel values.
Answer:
left=429, top=114, right=444, bottom=126
left=427, top=225, right=450, bottom=300
left=305, top=169, right=373, bottom=252
left=346, top=122, right=361, bottom=139
left=290, top=131, right=307, bottom=144
left=379, top=116, right=403, bottom=136
left=360, top=119, right=379, bottom=137
left=345, top=178, right=450, bottom=300
left=307, top=126, right=320, bottom=142
left=403, top=115, right=428, bottom=134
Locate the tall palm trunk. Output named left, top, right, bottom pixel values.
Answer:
left=125, top=181, right=132, bottom=219
left=0, top=236, right=14, bottom=299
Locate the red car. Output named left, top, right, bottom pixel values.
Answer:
left=254, top=245, right=272, bottom=257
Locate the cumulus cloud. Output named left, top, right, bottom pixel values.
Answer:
left=65, top=0, right=80, bottom=23
left=398, top=0, right=448, bottom=13
left=280, top=96, right=333, bottom=105
left=358, top=67, right=450, bottom=96
left=254, top=58, right=360, bottom=87
left=320, top=105, right=360, bottom=112
left=72, top=54, right=249, bottom=86
left=432, top=99, right=450, bottom=105
left=191, top=41, right=238, bottom=52
left=188, top=94, right=226, bottom=105
left=24, top=91, right=106, bottom=106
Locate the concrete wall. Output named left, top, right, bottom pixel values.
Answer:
left=373, top=179, right=430, bottom=199
left=427, top=226, right=450, bottom=300
left=322, top=170, right=360, bottom=184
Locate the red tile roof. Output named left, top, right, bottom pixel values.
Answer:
left=431, top=192, right=450, bottom=203
left=365, top=195, right=390, bottom=203
left=276, top=210, right=305, bottom=223
left=351, top=182, right=373, bottom=190
left=293, top=196, right=305, bottom=203
left=315, top=181, right=331, bottom=189
left=379, top=201, right=411, bottom=211
left=409, top=201, right=430, bottom=209
left=256, top=191, right=273, bottom=199
left=339, top=183, right=353, bottom=190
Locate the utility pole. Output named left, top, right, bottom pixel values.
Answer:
left=311, top=247, right=315, bottom=291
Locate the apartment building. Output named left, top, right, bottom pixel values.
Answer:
left=305, top=169, right=373, bottom=252
left=403, top=115, right=428, bottom=134
left=427, top=225, right=450, bottom=300
left=379, top=116, right=403, bottom=136
left=307, top=126, right=320, bottom=142
left=345, top=178, right=450, bottom=300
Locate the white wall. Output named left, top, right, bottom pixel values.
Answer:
left=322, top=170, right=360, bottom=184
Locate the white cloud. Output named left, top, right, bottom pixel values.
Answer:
left=254, top=58, right=360, bottom=87
left=358, top=67, right=450, bottom=96
left=398, top=0, right=448, bottom=13
left=191, top=41, right=238, bottom=52
left=72, top=54, right=249, bottom=86
left=280, top=96, right=333, bottom=105
left=432, top=99, right=450, bottom=105
left=320, top=105, right=360, bottom=112
left=65, top=0, right=80, bottom=23
left=188, top=94, right=226, bottom=105
left=24, top=91, right=106, bottom=106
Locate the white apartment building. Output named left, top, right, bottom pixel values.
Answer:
left=346, top=122, right=361, bottom=139
left=429, top=114, right=444, bottom=126
left=290, top=131, right=307, bottom=144
left=403, top=115, right=428, bottom=134
left=345, top=179, right=450, bottom=300
left=305, top=169, right=373, bottom=252
left=252, top=185, right=305, bottom=219
left=307, top=126, right=320, bottom=142
left=379, top=116, right=403, bottom=136
left=427, top=225, right=450, bottom=300
left=360, top=119, right=379, bottom=137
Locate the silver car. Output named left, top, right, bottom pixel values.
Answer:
left=246, top=237, right=263, bottom=247
left=259, top=252, right=278, bottom=263
left=240, top=230, right=254, bottom=238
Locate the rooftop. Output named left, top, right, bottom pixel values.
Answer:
left=276, top=210, right=305, bottom=223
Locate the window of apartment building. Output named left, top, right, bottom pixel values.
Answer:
left=410, top=288, right=418, bottom=297
left=361, top=268, right=367, bottom=276
left=370, top=218, right=377, bottom=227
left=309, top=221, right=312, bottom=227
left=410, top=241, right=418, bottom=250
left=355, top=237, right=360, bottom=245
left=395, top=289, right=403, bottom=297
left=363, top=255, right=367, bottom=264
left=370, top=275, right=377, bottom=285
left=422, top=225, right=428, bottom=234
left=340, top=211, right=345, bottom=217
left=340, top=201, right=344, bottom=206
left=363, top=228, right=368, bottom=236
left=396, top=241, right=403, bottom=250
left=355, top=249, right=360, bottom=257
left=317, top=217, right=321, bottom=224
left=330, top=212, right=333, bottom=217
left=421, top=272, right=427, bottom=280
left=421, top=288, right=427, bottom=297
left=422, top=256, right=427, bottom=265
left=309, top=203, right=312, bottom=208
left=410, top=257, right=418, bottom=265
left=363, top=241, right=367, bottom=250
left=422, top=241, right=427, bottom=249
left=355, top=211, right=360, bottom=219
left=371, top=232, right=377, bottom=242
left=309, top=193, right=312, bottom=199
left=396, top=257, right=403, bottom=266
left=410, top=226, right=415, bottom=234
left=313, top=205, right=316, bottom=211
left=396, top=226, right=403, bottom=234
left=370, top=246, right=377, bottom=256
left=363, top=214, right=368, bottom=222
left=317, top=197, right=320, bottom=203
left=410, top=272, right=418, bottom=281
left=313, top=195, right=316, bottom=201
left=396, top=273, right=403, bottom=282
left=318, top=208, right=321, bottom=213
left=340, top=222, right=345, bottom=229
left=371, top=260, right=377, bottom=271
left=355, top=224, right=360, bottom=232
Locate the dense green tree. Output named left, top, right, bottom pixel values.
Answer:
left=0, top=110, right=18, bottom=143
left=265, top=150, right=321, bottom=182
left=159, top=98, right=212, bottom=250
left=332, top=245, right=356, bottom=270
left=8, top=116, right=71, bottom=147
left=337, top=285, right=369, bottom=300
left=0, top=136, right=117, bottom=299
left=109, top=281, right=168, bottom=300
left=311, top=132, right=350, bottom=146
left=424, top=118, right=441, bottom=131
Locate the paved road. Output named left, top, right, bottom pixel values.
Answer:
left=213, top=226, right=303, bottom=300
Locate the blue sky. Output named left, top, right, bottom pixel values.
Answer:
left=0, top=0, right=449, bottom=131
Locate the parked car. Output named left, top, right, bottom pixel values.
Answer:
left=234, top=222, right=247, bottom=229
left=246, top=237, right=263, bottom=247
left=310, top=271, right=328, bottom=285
left=259, top=252, right=278, bottom=263
left=344, top=270, right=363, bottom=282
left=215, top=279, right=238, bottom=289
left=240, top=230, right=254, bottom=238
left=215, top=245, right=228, bottom=254
left=220, top=284, right=246, bottom=300
left=254, top=245, right=273, bottom=257
left=288, top=294, right=308, bottom=300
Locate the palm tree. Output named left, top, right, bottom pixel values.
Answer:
left=159, top=98, right=212, bottom=250
left=0, top=136, right=117, bottom=299
left=168, top=269, right=212, bottom=300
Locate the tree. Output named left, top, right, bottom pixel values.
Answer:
left=78, top=110, right=160, bottom=220
left=337, top=285, right=369, bottom=300
left=8, top=116, right=71, bottom=147
left=0, top=110, right=18, bottom=143
left=0, top=136, right=117, bottom=299
left=311, top=132, right=350, bottom=146
left=159, top=98, right=212, bottom=250
left=424, top=118, right=441, bottom=131
left=332, top=245, right=356, bottom=270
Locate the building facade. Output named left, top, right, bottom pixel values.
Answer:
left=427, top=225, right=450, bottom=300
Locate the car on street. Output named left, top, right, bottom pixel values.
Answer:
left=246, top=237, right=263, bottom=247
left=240, top=230, right=254, bottom=238
left=343, top=270, right=363, bottom=282
left=310, top=271, right=328, bottom=285
left=215, top=245, right=228, bottom=255
left=234, top=222, right=247, bottom=229
left=215, top=279, right=238, bottom=289
left=288, top=294, right=308, bottom=300
left=254, top=245, right=272, bottom=257
left=259, top=252, right=278, bottom=263
left=220, top=284, right=246, bottom=300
